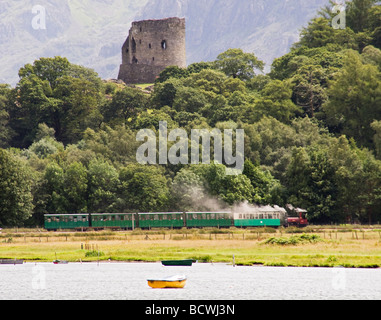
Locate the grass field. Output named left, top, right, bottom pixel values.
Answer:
left=1, top=227, right=380, bottom=268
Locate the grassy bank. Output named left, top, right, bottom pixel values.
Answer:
left=0, top=227, right=380, bottom=268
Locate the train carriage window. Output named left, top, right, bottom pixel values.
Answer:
left=268, top=214, right=272, bottom=219
left=163, top=214, right=167, bottom=220
left=154, top=214, right=158, bottom=221
left=202, top=214, right=206, bottom=220
left=259, top=214, right=263, bottom=219
left=239, top=214, right=242, bottom=219
left=211, top=213, right=215, bottom=219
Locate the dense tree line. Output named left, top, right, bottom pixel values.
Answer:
left=0, top=0, right=380, bottom=227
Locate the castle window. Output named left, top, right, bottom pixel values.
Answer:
left=140, top=27, right=142, bottom=32
left=161, top=40, right=167, bottom=50
left=132, top=56, right=138, bottom=64
left=139, top=39, right=142, bottom=44
left=149, top=43, right=151, bottom=49
left=131, top=37, right=136, bottom=53
left=152, top=57, right=155, bottom=62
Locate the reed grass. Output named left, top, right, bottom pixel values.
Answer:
left=0, top=228, right=380, bottom=268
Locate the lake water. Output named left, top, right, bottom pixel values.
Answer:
left=0, top=262, right=380, bottom=300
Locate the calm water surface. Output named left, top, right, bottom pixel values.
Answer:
left=0, top=262, right=380, bottom=300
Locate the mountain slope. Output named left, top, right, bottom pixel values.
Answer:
left=0, top=0, right=329, bottom=86
left=0, top=0, right=149, bottom=85
left=137, top=0, right=330, bottom=71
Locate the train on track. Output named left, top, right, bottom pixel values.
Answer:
left=44, top=206, right=308, bottom=230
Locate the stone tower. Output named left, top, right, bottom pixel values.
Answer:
left=118, top=17, right=186, bottom=84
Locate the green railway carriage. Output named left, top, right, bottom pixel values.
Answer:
left=43, top=206, right=301, bottom=231
left=44, top=214, right=90, bottom=230
left=91, top=213, right=136, bottom=230
left=185, top=212, right=233, bottom=228
left=137, top=212, right=185, bottom=229
left=233, top=211, right=282, bottom=227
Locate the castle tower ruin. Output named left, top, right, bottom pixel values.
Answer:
left=118, top=17, right=186, bottom=84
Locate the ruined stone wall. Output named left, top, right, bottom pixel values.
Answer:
left=118, top=17, right=186, bottom=84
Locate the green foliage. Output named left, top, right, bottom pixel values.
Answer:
left=8, top=56, right=104, bottom=147
left=87, top=159, right=119, bottom=213
left=285, top=148, right=338, bottom=223
left=323, top=50, right=381, bottom=148
left=264, top=233, right=322, bottom=245
left=1, top=0, right=381, bottom=226
left=118, top=164, right=170, bottom=212
left=249, top=79, right=302, bottom=123
left=214, top=48, right=264, bottom=80
left=0, top=149, right=34, bottom=226
left=85, top=250, right=105, bottom=257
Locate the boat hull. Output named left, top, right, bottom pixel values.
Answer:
left=147, top=275, right=187, bottom=289
left=161, top=259, right=193, bottom=266
left=148, top=279, right=187, bottom=289
left=53, top=260, right=68, bottom=264
left=0, top=259, right=23, bottom=265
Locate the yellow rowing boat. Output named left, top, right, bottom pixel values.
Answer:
left=147, top=275, right=187, bottom=289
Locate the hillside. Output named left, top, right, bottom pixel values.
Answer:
left=0, top=0, right=149, bottom=86
left=137, top=0, right=330, bottom=71
left=0, top=0, right=380, bottom=227
left=0, top=0, right=329, bottom=86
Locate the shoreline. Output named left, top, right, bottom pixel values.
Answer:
left=15, top=260, right=381, bottom=269
left=1, top=228, right=380, bottom=269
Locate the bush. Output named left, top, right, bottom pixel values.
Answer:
left=190, top=255, right=213, bottom=263
left=263, top=233, right=321, bottom=245
left=85, top=250, right=105, bottom=257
